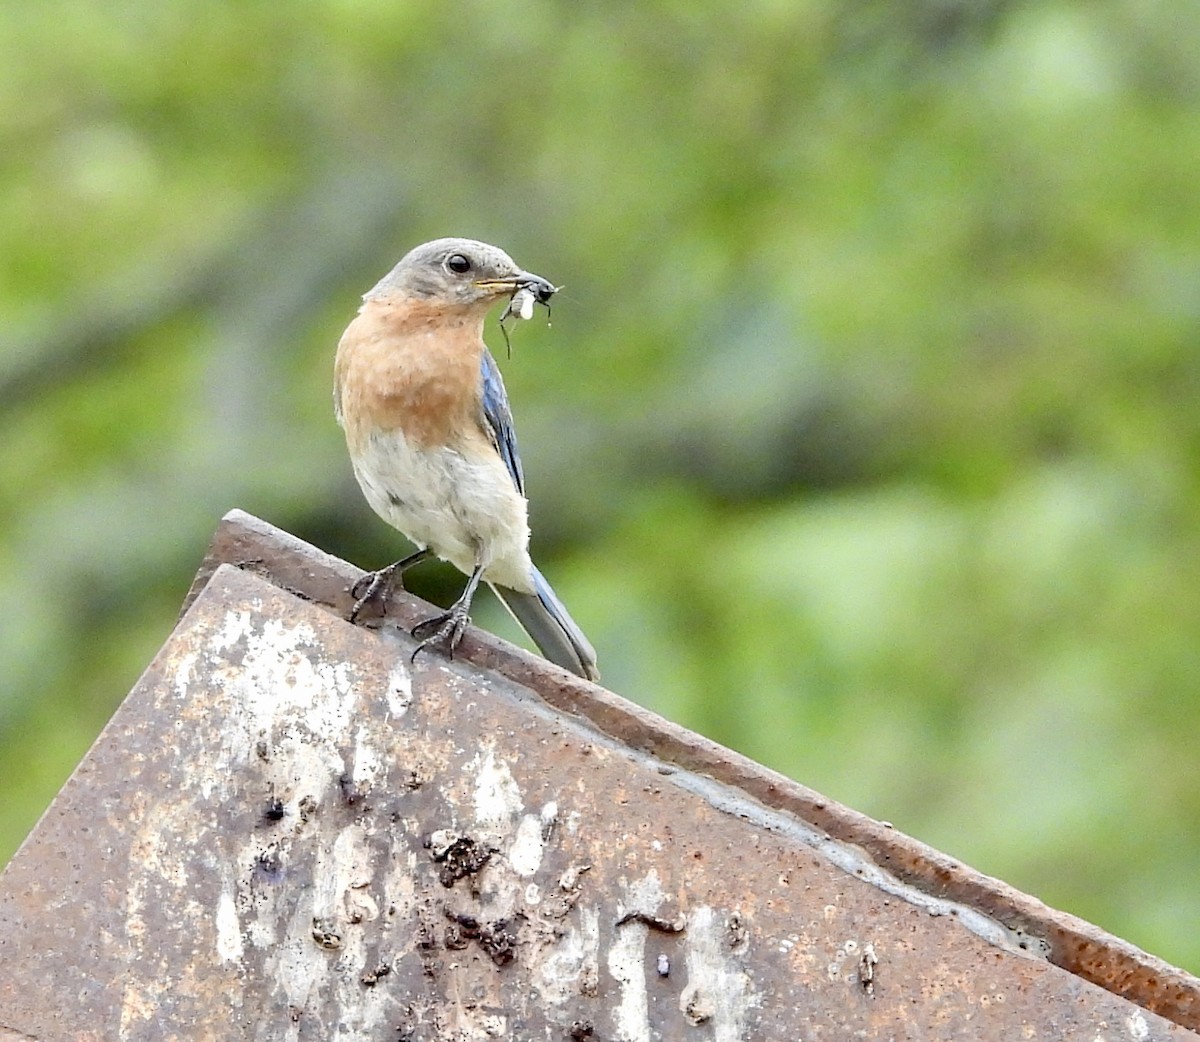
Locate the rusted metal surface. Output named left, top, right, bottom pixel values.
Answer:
left=196, top=509, right=1200, bottom=1028
left=0, top=511, right=1197, bottom=1040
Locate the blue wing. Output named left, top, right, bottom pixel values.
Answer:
left=478, top=349, right=601, bottom=681
left=479, top=349, right=525, bottom=496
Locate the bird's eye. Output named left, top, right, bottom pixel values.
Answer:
left=445, top=253, right=472, bottom=274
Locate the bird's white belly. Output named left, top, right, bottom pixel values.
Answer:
left=351, top=427, right=534, bottom=592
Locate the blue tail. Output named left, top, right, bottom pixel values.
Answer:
left=491, top=565, right=599, bottom=681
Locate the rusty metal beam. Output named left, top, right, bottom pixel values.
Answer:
left=0, top=508, right=1196, bottom=1040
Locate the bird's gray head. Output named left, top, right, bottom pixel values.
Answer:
left=366, top=237, right=557, bottom=310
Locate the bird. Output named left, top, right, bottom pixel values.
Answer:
left=333, top=237, right=599, bottom=682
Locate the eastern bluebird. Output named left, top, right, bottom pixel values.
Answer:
left=334, top=237, right=599, bottom=682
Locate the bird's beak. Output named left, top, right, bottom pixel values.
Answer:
left=474, top=271, right=559, bottom=304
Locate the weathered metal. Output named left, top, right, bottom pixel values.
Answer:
left=0, top=509, right=1197, bottom=1040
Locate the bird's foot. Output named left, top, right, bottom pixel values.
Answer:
left=349, top=565, right=399, bottom=622
left=348, top=549, right=430, bottom=623
left=409, top=602, right=472, bottom=664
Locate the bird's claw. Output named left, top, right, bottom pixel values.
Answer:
left=409, top=604, right=471, bottom=664
left=348, top=563, right=402, bottom=623
left=347, top=549, right=431, bottom=624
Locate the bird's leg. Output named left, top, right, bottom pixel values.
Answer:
left=348, top=548, right=431, bottom=623
left=409, top=563, right=485, bottom=664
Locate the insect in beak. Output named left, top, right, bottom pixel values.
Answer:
left=498, top=282, right=558, bottom=358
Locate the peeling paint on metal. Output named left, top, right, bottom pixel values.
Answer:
left=508, top=812, right=547, bottom=877
left=607, top=871, right=665, bottom=1042
left=216, top=890, right=244, bottom=964
left=351, top=723, right=386, bottom=790
left=195, top=610, right=360, bottom=809
left=384, top=659, right=412, bottom=719
left=686, top=902, right=758, bottom=1042
left=535, top=904, right=601, bottom=1008
left=678, top=905, right=758, bottom=1041
left=1128, top=1011, right=1151, bottom=1040
left=471, top=744, right=523, bottom=835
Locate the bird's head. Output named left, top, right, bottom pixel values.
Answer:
left=366, top=237, right=557, bottom=312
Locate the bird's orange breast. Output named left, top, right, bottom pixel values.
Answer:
left=335, top=297, right=485, bottom=453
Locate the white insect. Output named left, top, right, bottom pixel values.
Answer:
left=498, top=282, right=557, bottom=356
left=509, top=286, right=536, bottom=321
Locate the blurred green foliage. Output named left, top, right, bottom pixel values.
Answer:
left=2, top=0, right=1198, bottom=971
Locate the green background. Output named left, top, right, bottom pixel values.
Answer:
left=3, top=0, right=1199, bottom=973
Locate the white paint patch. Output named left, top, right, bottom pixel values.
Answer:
left=509, top=813, right=546, bottom=877
left=172, top=649, right=198, bottom=700
left=300, top=823, right=393, bottom=1041
left=1127, top=1011, right=1150, bottom=1040
left=580, top=905, right=600, bottom=995
left=166, top=595, right=423, bottom=1039
left=200, top=611, right=360, bottom=806
left=472, top=745, right=523, bottom=835
left=352, top=723, right=386, bottom=791
left=536, top=924, right=588, bottom=1007
left=271, top=924, right=326, bottom=1034
left=310, top=824, right=375, bottom=922
left=536, top=906, right=601, bottom=1007
left=679, top=906, right=758, bottom=1042
left=215, top=890, right=244, bottom=963
left=624, top=869, right=665, bottom=910
left=379, top=844, right=420, bottom=932
left=211, top=608, right=253, bottom=654
left=607, top=871, right=665, bottom=1042
left=228, top=827, right=317, bottom=970
left=608, top=923, right=651, bottom=1042
left=385, top=659, right=412, bottom=718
